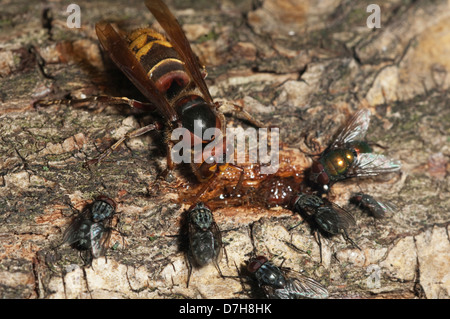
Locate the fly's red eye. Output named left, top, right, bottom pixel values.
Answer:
left=317, top=172, right=329, bottom=185
left=248, top=256, right=268, bottom=273
left=311, top=161, right=323, bottom=174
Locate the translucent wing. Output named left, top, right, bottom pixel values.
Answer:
left=210, top=221, right=223, bottom=262
left=353, top=193, right=397, bottom=218
left=314, top=201, right=356, bottom=235
left=348, top=153, right=401, bottom=178
left=283, top=269, right=329, bottom=299
left=90, top=221, right=112, bottom=258
left=261, top=268, right=329, bottom=299
left=145, top=0, right=213, bottom=103
left=330, top=109, right=371, bottom=149
left=369, top=198, right=397, bottom=219
left=187, top=213, right=201, bottom=259
left=262, top=284, right=287, bottom=299
left=62, top=209, right=91, bottom=245
left=376, top=199, right=397, bottom=213
left=95, top=22, right=178, bottom=122
left=328, top=201, right=357, bottom=228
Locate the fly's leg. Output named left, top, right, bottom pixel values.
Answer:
left=186, top=252, right=193, bottom=288
left=342, top=230, right=361, bottom=250
left=86, top=122, right=163, bottom=166
left=314, top=231, right=323, bottom=265
left=288, top=220, right=305, bottom=231
left=213, top=259, right=224, bottom=280
left=230, top=261, right=248, bottom=295
left=283, top=240, right=309, bottom=255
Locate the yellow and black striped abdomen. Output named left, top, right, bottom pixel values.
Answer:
left=127, top=28, right=190, bottom=100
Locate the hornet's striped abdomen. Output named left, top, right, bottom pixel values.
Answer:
left=127, top=28, right=190, bottom=100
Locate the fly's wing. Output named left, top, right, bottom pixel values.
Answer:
left=376, top=199, right=397, bottom=213
left=62, top=209, right=91, bottom=245
left=95, top=22, right=178, bottom=122
left=261, top=284, right=288, bottom=299
left=210, top=221, right=223, bottom=262
left=260, top=268, right=329, bottom=299
left=90, top=221, right=112, bottom=258
left=330, top=109, right=371, bottom=149
left=187, top=222, right=221, bottom=268
left=316, top=199, right=356, bottom=232
left=365, top=195, right=397, bottom=218
left=282, top=268, right=329, bottom=299
left=187, top=217, right=205, bottom=266
left=187, top=216, right=197, bottom=252
left=348, top=153, right=401, bottom=178
left=145, top=0, right=213, bottom=104
left=328, top=201, right=357, bottom=228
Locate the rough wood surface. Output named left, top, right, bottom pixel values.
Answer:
left=0, top=0, right=449, bottom=299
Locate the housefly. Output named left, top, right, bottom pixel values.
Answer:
left=247, top=256, right=329, bottom=299
left=291, top=193, right=359, bottom=262
left=62, top=196, right=116, bottom=262
left=186, top=202, right=223, bottom=287
left=351, top=193, right=396, bottom=219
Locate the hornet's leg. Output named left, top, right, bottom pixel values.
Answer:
left=215, top=100, right=265, bottom=128
left=34, top=95, right=157, bottom=112
left=157, top=141, right=176, bottom=182
left=86, top=122, right=163, bottom=166
left=193, top=163, right=245, bottom=200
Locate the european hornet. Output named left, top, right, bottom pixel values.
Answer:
left=36, top=0, right=263, bottom=197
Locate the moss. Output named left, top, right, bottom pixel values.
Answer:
left=196, top=27, right=219, bottom=44
left=346, top=7, right=369, bottom=26
left=0, top=18, right=13, bottom=28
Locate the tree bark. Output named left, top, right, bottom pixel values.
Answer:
left=0, top=0, right=449, bottom=299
